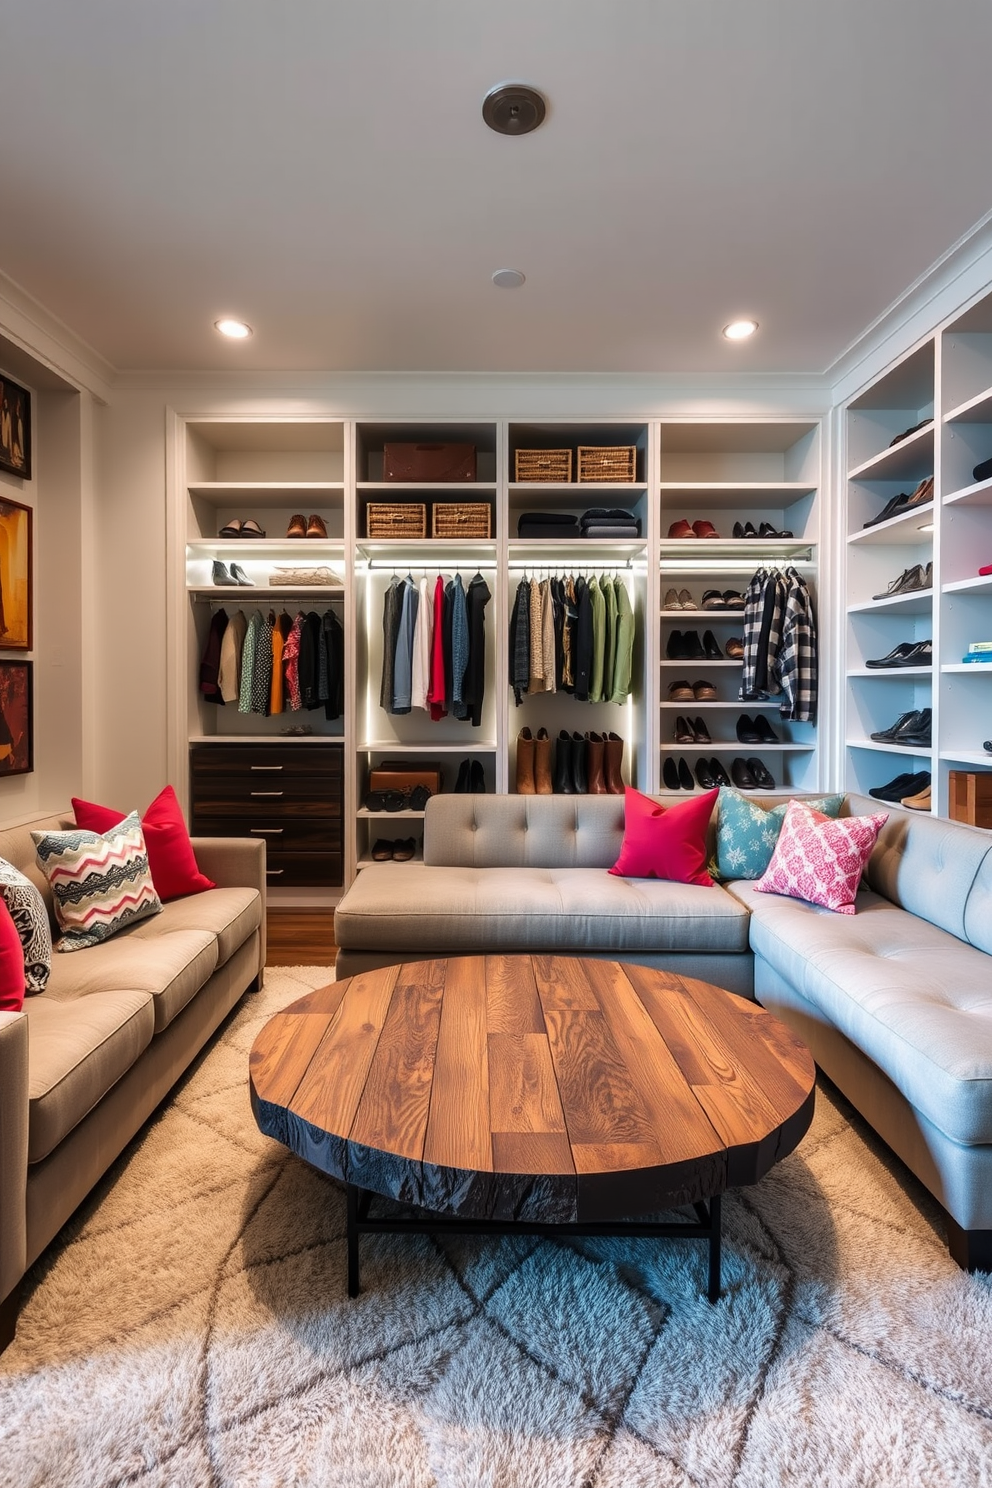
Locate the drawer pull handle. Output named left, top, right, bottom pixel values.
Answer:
left=250, top=828, right=284, bottom=835
left=266, top=868, right=285, bottom=876
left=251, top=790, right=285, bottom=797
left=251, top=765, right=284, bottom=772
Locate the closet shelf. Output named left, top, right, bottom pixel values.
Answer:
left=660, top=742, right=815, bottom=753
left=507, top=538, right=645, bottom=563
left=186, top=539, right=345, bottom=554
left=942, top=476, right=992, bottom=508
left=508, top=481, right=647, bottom=496
left=358, top=741, right=497, bottom=752
left=356, top=539, right=497, bottom=567
left=356, top=807, right=426, bottom=820
left=660, top=659, right=741, bottom=669
left=941, top=663, right=992, bottom=674
left=846, top=739, right=934, bottom=757
left=942, top=385, right=992, bottom=423
left=189, top=734, right=343, bottom=744
left=847, top=667, right=932, bottom=678
left=847, top=505, right=934, bottom=545
left=358, top=481, right=497, bottom=492
left=942, top=575, right=992, bottom=597
left=846, top=423, right=934, bottom=482
left=847, top=591, right=933, bottom=616
left=660, top=539, right=814, bottom=561
left=660, top=608, right=746, bottom=620
left=659, top=701, right=784, bottom=710
left=188, top=585, right=343, bottom=598
left=356, top=855, right=424, bottom=869
left=188, top=482, right=344, bottom=506
left=658, top=482, right=815, bottom=509
left=938, top=750, right=992, bottom=765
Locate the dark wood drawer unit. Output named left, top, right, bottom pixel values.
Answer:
left=190, top=743, right=344, bottom=888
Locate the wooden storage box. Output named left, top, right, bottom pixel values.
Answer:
left=948, top=770, right=992, bottom=829
left=515, top=448, right=572, bottom=483
left=577, top=445, right=637, bottom=483
left=382, top=442, right=476, bottom=482
left=431, top=502, right=492, bottom=539
left=366, top=503, right=427, bottom=539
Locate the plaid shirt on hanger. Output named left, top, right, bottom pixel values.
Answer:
left=777, top=567, right=818, bottom=722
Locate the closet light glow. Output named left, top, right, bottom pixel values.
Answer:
left=722, top=319, right=758, bottom=341
left=918, top=522, right=935, bottom=532
left=214, top=319, right=253, bottom=339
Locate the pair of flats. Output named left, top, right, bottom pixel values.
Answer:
left=730, top=757, right=776, bottom=790
left=701, top=590, right=745, bottom=610
left=669, top=678, right=717, bottom=701
left=666, top=629, right=722, bottom=661
left=736, top=714, right=779, bottom=744
left=872, top=562, right=932, bottom=600
left=370, top=838, right=417, bottom=862
left=663, top=756, right=728, bottom=791
left=732, top=521, right=794, bottom=539
left=863, top=477, right=933, bottom=529
left=363, top=784, right=432, bottom=812
left=218, top=518, right=265, bottom=538
left=674, top=716, right=711, bottom=744
left=868, top=769, right=931, bottom=804
left=668, top=519, right=720, bottom=540
left=662, top=588, right=694, bottom=609
left=211, top=559, right=251, bottom=586
left=286, top=514, right=328, bottom=539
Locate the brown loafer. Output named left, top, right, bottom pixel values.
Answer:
left=668, top=678, right=694, bottom=700
left=306, top=513, right=328, bottom=538
left=692, top=679, right=718, bottom=700
left=667, top=519, right=694, bottom=539
left=725, top=637, right=744, bottom=659
left=286, top=513, right=307, bottom=538
left=692, top=519, right=721, bottom=539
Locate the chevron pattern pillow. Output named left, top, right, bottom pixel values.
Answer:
left=32, top=812, right=162, bottom=952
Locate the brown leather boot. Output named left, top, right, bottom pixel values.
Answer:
left=516, top=728, right=536, bottom=794
left=604, top=732, right=624, bottom=794
left=587, top=732, right=606, bottom=793
left=534, top=727, right=553, bottom=794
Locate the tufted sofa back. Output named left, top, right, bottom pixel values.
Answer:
left=423, top=793, right=627, bottom=868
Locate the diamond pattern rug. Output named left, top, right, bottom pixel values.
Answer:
left=2, top=966, right=991, bottom=1487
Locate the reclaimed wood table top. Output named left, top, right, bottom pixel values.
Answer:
left=249, top=955, right=816, bottom=1224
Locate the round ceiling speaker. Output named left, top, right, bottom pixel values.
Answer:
left=482, top=84, right=547, bottom=136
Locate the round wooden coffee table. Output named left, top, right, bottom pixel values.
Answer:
left=249, top=955, right=815, bottom=1302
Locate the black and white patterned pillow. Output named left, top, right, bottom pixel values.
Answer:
left=0, top=856, right=52, bottom=993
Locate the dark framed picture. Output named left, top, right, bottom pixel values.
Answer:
left=0, top=497, right=32, bottom=650
left=0, top=661, right=32, bottom=776
left=0, top=376, right=31, bottom=480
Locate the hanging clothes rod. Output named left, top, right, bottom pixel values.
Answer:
left=363, top=559, right=499, bottom=572
left=191, top=591, right=344, bottom=603
left=507, top=557, right=636, bottom=572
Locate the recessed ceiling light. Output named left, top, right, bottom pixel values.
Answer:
left=482, top=84, right=547, bottom=136
left=723, top=319, right=758, bottom=341
left=214, top=318, right=253, bottom=339
left=492, top=269, right=526, bottom=289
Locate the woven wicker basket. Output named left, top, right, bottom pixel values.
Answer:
left=431, top=503, right=492, bottom=539
left=577, top=445, right=637, bottom=483
left=515, top=449, right=573, bottom=483
left=366, top=503, right=427, bottom=539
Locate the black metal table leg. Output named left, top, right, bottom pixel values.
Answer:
left=346, top=1184, right=361, bottom=1298
left=707, top=1193, right=722, bottom=1303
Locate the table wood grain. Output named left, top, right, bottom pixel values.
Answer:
left=250, top=955, right=816, bottom=1224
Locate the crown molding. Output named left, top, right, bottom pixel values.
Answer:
left=0, top=268, right=115, bottom=403
left=827, top=208, right=992, bottom=405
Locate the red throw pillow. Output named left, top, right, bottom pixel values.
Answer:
left=0, top=895, right=26, bottom=1012
left=71, top=785, right=215, bottom=903
left=609, top=785, right=718, bottom=885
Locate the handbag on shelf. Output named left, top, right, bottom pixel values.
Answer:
left=368, top=761, right=443, bottom=795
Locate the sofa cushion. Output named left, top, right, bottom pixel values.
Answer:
left=42, top=923, right=218, bottom=1034
left=423, top=794, right=626, bottom=869
left=0, top=896, right=25, bottom=1012
left=72, top=787, right=216, bottom=902
left=848, top=792, right=992, bottom=941
left=962, top=841, right=992, bottom=956
left=134, top=886, right=261, bottom=968
left=609, top=786, right=717, bottom=885
left=334, top=864, right=750, bottom=955
left=755, top=800, right=887, bottom=915
left=731, top=878, right=992, bottom=1145
left=32, top=813, right=162, bottom=951
left=24, top=987, right=155, bottom=1161
left=711, top=789, right=844, bottom=880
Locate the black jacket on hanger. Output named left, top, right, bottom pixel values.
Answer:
left=573, top=577, right=592, bottom=701
left=457, top=573, right=491, bottom=727
left=199, top=608, right=228, bottom=704
left=509, top=578, right=530, bottom=705
left=323, top=608, right=344, bottom=721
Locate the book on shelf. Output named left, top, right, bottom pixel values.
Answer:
left=965, top=641, right=992, bottom=653
left=961, top=653, right=992, bottom=664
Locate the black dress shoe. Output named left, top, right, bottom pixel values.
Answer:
left=692, top=716, right=711, bottom=744
left=731, top=757, right=756, bottom=789
left=678, top=757, right=694, bottom=791
left=709, top=758, right=731, bottom=787
left=736, top=714, right=760, bottom=743
left=898, top=640, right=932, bottom=667
left=984, top=740, right=992, bottom=755
left=733, top=521, right=758, bottom=538
left=747, top=757, right=776, bottom=789
left=392, top=838, right=417, bottom=862
left=863, top=492, right=913, bottom=529
left=753, top=715, right=779, bottom=743
left=683, top=631, right=706, bottom=660
left=663, top=757, right=681, bottom=790
left=702, top=629, right=722, bottom=659
left=666, top=630, right=685, bottom=660
left=874, top=708, right=931, bottom=746
left=695, top=759, right=716, bottom=790
left=864, top=642, right=918, bottom=669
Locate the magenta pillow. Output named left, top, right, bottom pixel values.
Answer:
left=610, top=786, right=718, bottom=886
left=754, top=799, right=888, bottom=915
left=72, top=786, right=215, bottom=903
left=0, top=895, right=26, bottom=1013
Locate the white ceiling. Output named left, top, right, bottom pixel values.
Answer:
left=2, top=0, right=992, bottom=376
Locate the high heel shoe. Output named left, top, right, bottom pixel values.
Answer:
left=211, top=560, right=238, bottom=586
left=678, top=757, right=694, bottom=791
left=229, top=562, right=253, bottom=586
left=702, top=630, right=722, bottom=660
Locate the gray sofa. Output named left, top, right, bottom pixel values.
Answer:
left=335, top=791, right=992, bottom=1271
left=0, top=813, right=266, bottom=1352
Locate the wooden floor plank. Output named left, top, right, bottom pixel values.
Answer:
left=266, top=907, right=336, bottom=966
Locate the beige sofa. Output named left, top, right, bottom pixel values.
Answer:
left=0, top=813, right=266, bottom=1352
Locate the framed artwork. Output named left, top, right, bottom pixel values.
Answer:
left=0, top=661, right=32, bottom=776
left=0, top=376, right=31, bottom=480
left=0, top=497, right=32, bottom=649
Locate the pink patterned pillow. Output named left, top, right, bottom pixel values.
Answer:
left=754, top=800, right=887, bottom=915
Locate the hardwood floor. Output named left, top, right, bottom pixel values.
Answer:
left=266, top=907, right=337, bottom=967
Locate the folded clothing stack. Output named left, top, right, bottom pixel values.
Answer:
left=517, top=511, right=580, bottom=539
left=579, top=507, right=641, bottom=539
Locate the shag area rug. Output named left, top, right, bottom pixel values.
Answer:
left=2, top=966, right=991, bottom=1488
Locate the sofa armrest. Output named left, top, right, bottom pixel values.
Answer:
left=190, top=837, right=267, bottom=972
left=0, top=1010, right=28, bottom=1308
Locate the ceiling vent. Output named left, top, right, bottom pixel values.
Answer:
left=482, top=84, right=547, bottom=136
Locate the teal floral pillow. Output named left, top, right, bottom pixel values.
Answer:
left=711, top=789, right=845, bottom=881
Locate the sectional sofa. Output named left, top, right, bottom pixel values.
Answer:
left=335, top=791, right=992, bottom=1272
left=0, top=813, right=266, bottom=1352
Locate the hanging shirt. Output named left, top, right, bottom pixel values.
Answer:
left=458, top=572, right=491, bottom=727
left=573, top=578, right=592, bottom=701
left=411, top=575, right=433, bottom=712
left=428, top=574, right=448, bottom=720
left=379, top=578, right=403, bottom=713
left=603, top=577, right=618, bottom=702
left=392, top=575, right=418, bottom=714
left=238, top=612, right=261, bottom=714
left=588, top=576, right=606, bottom=703
left=218, top=609, right=247, bottom=704
left=250, top=613, right=274, bottom=714
left=283, top=612, right=304, bottom=711
left=450, top=573, right=469, bottom=706
left=527, top=577, right=547, bottom=693
left=610, top=578, right=634, bottom=702
left=778, top=568, right=818, bottom=722
left=322, top=608, right=344, bottom=721
left=270, top=613, right=291, bottom=715
left=540, top=577, right=556, bottom=695
left=509, top=577, right=531, bottom=705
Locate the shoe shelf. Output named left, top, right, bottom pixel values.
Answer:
left=943, top=386, right=992, bottom=424
left=943, top=575, right=992, bottom=597
left=356, top=806, right=426, bottom=819
left=660, top=659, right=741, bottom=668
left=661, top=742, right=814, bottom=753
left=940, top=663, right=992, bottom=674
left=660, top=539, right=815, bottom=562
left=847, top=666, right=932, bottom=678
left=357, top=741, right=497, bottom=752
left=659, top=700, right=782, bottom=710
left=943, top=476, right=992, bottom=508
left=846, top=739, right=934, bottom=757
left=356, top=854, right=424, bottom=869
left=847, top=505, right=935, bottom=546
left=847, top=590, right=933, bottom=616
left=661, top=608, right=745, bottom=619
left=187, top=539, right=345, bottom=553
left=847, top=423, right=934, bottom=483
left=659, top=482, right=815, bottom=510
left=508, top=482, right=647, bottom=497
left=187, top=584, right=344, bottom=597
left=939, top=748, right=992, bottom=765
left=188, top=482, right=345, bottom=500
